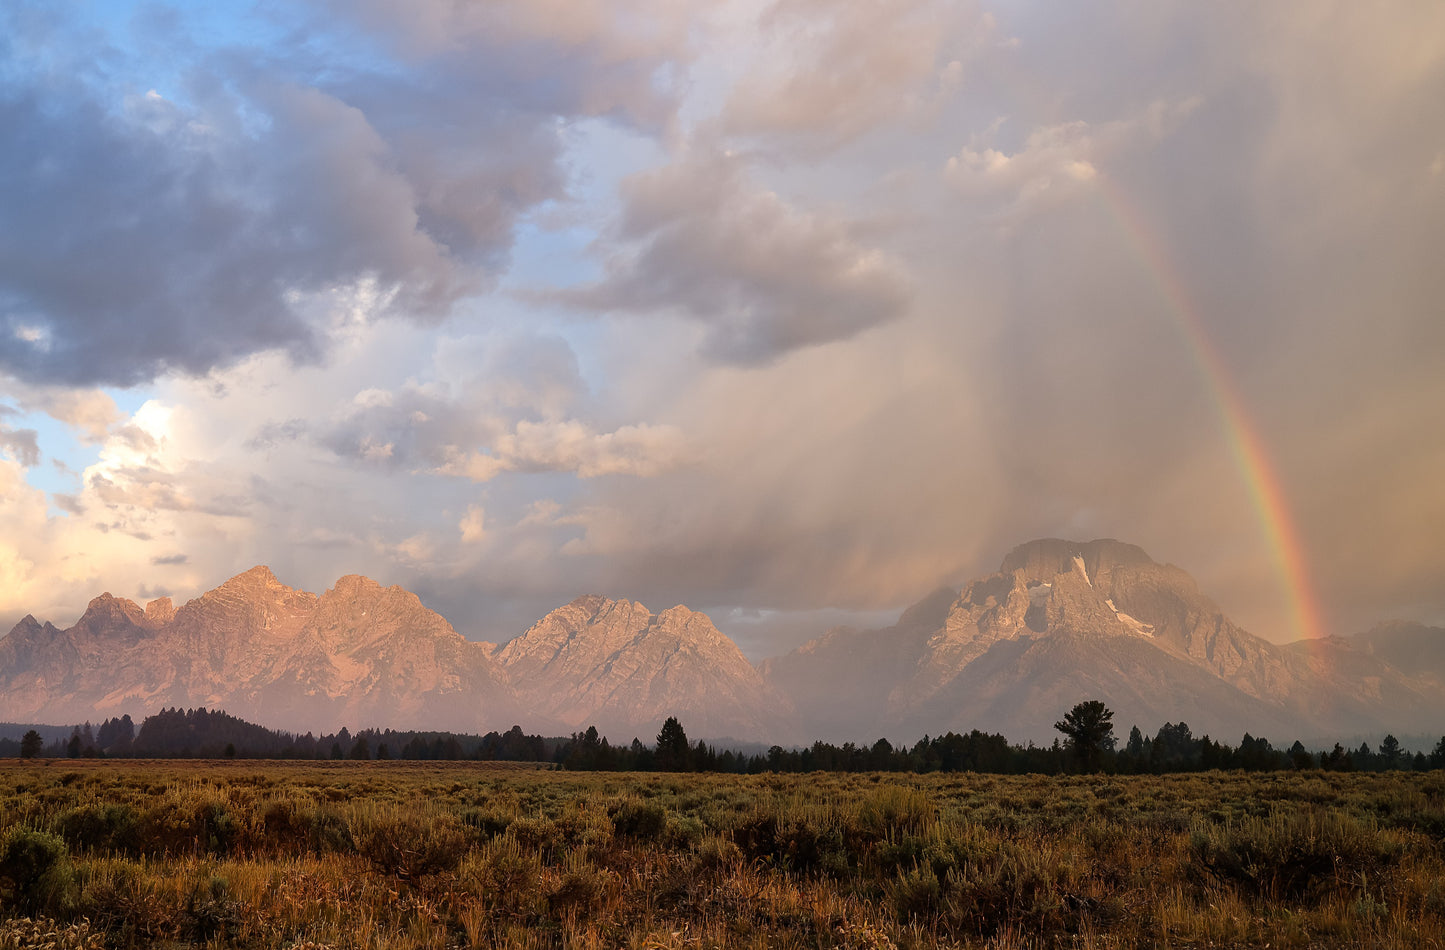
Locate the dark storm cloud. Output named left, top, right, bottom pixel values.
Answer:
left=0, top=3, right=684, bottom=387
left=554, top=155, right=913, bottom=364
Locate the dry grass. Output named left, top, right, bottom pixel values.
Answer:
left=1, top=761, right=1443, bottom=948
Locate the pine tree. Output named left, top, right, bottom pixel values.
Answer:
left=1053, top=700, right=1115, bottom=772
left=19, top=729, right=42, bottom=759
left=655, top=717, right=691, bottom=771
left=1379, top=734, right=1403, bottom=769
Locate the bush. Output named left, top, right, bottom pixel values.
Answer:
left=308, top=807, right=355, bottom=855
left=80, top=859, right=180, bottom=944
left=731, top=814, right=850, bottom=877
left=1190, top=810, right=1403, bottom=902
left=462, top=805, right=515, bottom=839
left=54, top=803, right=140, bottom=854
left=356, top=805, right=471, bottom=878
left=0, top=829, right=76, bottom=916
left=891, top=864, right=942, bottom=920
left=547, top=853, right=609, bottom=919
left=609, top=799, right=667, bottom=840
left=858, top=785, right=938, bottom=838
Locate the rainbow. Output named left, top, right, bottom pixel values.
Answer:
left=1094, top=176, right=1327, bottom=643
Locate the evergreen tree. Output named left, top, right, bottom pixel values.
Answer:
left=1125, top=725, right=1145, bottom=758
left=1379, top=734, right=1403, bottom=769
left=1053, top=700, right=1115, bottom=771
left=97, top=715, right=135, bottom=753
left=19, top=729, right=42, bottom=759
left=1288, top=740, right=1315, bottom=769
left=655, top=717, right=691, bottom=771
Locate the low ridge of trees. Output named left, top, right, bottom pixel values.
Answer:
left=5, top=701, right=1445, bottom=775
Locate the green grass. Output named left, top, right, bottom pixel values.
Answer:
left=1, top=761, right=1443, bottom=947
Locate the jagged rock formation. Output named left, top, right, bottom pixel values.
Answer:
left=497, top=595, right=796, bottom=743
left=0, top=571, right=794, bottom=742
left=765, top=539, right=1445, bottom=744
left=3, top=542, right=1440, bottom=746
left=0, top=567, right=526, bottom=735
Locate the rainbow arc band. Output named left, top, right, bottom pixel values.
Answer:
left=1096, top=174, right=1325, bottom=644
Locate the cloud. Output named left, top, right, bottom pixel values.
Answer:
left=0, top=2, right=692, bottom=387
left=1, top=0, right=1443, bottom=660
left=151, top=553, right=189, bottom=566
left=721, top=0, right=1000, bottom=150
left=304, top=331, right=632, bottom=478
left=944, top=100, right=1201, bottom=213
left=459, top=506, right=486, bottom=544
left=555, top=154, right=912, bottom=363
left=0, top=427, right=40, bottom=468
left=440, top=420, right=689, bottom=482
left=333, top=0, right=693, bottom=126
left=0, top=382, right=124, bottom=442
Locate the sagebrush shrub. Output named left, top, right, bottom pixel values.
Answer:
left=0, top=828, right=76, bottom=915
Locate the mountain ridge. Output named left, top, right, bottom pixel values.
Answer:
left=764, top=538, right=1445, bottom=743
left=2, top=539, right=1440, bottom=745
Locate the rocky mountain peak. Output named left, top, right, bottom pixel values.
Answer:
left=219, top=565, right=283, bottom=589
left=1042, top=564, right=1132, bottom=636
left=653, top=604, right=719, bottom=636
left=0, top=567, right=521, bottom=735
left=1000, top=538, right=1155, bottom=587
left=497, top=595, right=794, bottom=741
left=144, top=597, right=176, bottom=626
left=73, top=593, right=147, bottom=633
left=328, top=574, right=383, bottom=597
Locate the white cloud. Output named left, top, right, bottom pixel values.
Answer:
left=721, top=0, right=1003, bottom=150
left=945, top=99, right=1201, bottom=212
left=439, top=420, right=689, bottom=482
left=459, top=505, right=486, bottom=543
left=0, top=381, right=124, bottom=442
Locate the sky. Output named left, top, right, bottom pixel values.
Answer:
left=1, top=0, right=1442, bottom=658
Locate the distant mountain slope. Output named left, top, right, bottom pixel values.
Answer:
left=759, top=587, right=954, bottom=740
left=764, top=538, right=1445, bottom=743
left=3, top=542, right=1440, bottom=746
left=497, top=595, right=797, bottom=742
left=1348, top=621, right=1445, bottom=681
left=0, top=567, right=526, bottom=734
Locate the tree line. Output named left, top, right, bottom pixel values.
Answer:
left=556, top=707, right=1445, bottom=775
left=5, top=702, right=1445, bottom=775
left=1, top=708, right=554, bottom=763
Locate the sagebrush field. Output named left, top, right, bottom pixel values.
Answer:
left=2, top=762, right=1444, bottom=948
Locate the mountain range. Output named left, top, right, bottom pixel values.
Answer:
left=1, top=539, right=1440, bottom=745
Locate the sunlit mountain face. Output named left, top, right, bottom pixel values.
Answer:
left=4, top=542, right=1442, bottom=744
left=1, top=2, right=1441, bottom=676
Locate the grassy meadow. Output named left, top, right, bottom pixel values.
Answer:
left=2, top=761, right=1444, bottom=949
